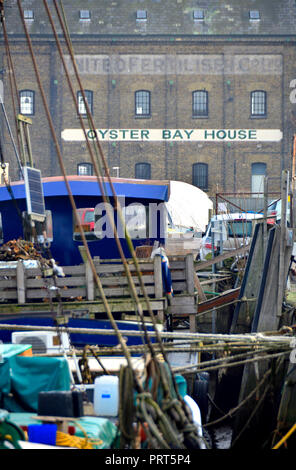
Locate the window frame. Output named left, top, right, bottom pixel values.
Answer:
left=77, top=90, right=93, bottom=116
left=79, top=10, right=91, bottom=21
left=251, top=162, right=267, bottom=196
left=250, top=90, right=267, bottom=118
left=193, top=9, right=204, bottom=21
left=136, top=10, right=147, bottom=21
left=192, top=90, right=209, bottom=118
left=24, top=10, right=34, bottom=20
left=77, top=162, right=93, bottom=176
left=249, top=10, right=260, bottom=21
left=19, top=90, right=35, bottom=116
left=135, top=162, right=151, bottom=180
left=135, top=90, right=151, bottom=118
left=192, top=163, right=208, bottom=191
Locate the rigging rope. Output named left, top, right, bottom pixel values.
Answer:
left=49, top=0, right=189, bottom=416
left=0, top=4, right=22, bottom=159
left=50, top=0, right=165, bottom=370
left=13, top=0, right=203, bottom=448
left=49, top=2, right=204, bottom=447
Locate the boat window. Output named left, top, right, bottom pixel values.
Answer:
left=22, top=210, right=53, bottom=244
left=122, top=204, right=148, bottom=239
left=84, top=210, right=95, bottom=223
left=44, top=211, right=53, bottom=241
left=73, top=208, right=97, bottom=242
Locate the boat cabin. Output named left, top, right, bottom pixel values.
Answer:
left=0, top=176, right=170, bottom=265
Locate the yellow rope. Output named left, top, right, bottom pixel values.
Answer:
left=55, top=421, right=103, bottom=449
left=56, top=430, right=93, bottom=449
left=272, top=423, right=296, bottom=449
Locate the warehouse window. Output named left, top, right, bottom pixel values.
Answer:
left=251, top=163, right=266, bottom=196
left=192, top=90, right=208, bottom=118
left=79, top=10, right=91, bottom=21
left=20, top=90, right=35, bottom=115
left=135, top=162, right=151, bottom=180
left=249, top=10, right=260, bottom=21
left=192, top=163, right=208, bottom=190
left=135, top=90, right=151, bottom=117
left=24, top=10, right=34, bottom=20
left=251, top=90, right=267, bottom=117
left=77, top=163, right=93, bottom=176
left=193, top=10, right=204, bottom=21
left=77, top=90, right=93, bottom=115
left=136, top=10, right=147, bottom=21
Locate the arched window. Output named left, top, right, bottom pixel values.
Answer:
left=192, top=90, right=208, bottom=117
left=251, top=90, right=267, bottom=117
left=77, top=162, right=93, bottom=176
left=251, top=162, right=266, bottom=196
left=135, top=90, right=151, bottom=117
left=20, top=90, right=35, bottom=115
left=77, top=90, right=93, bottom=115
left=192, top=163, right=208, bottom=190
left=135, top=162, right=151, bottom=179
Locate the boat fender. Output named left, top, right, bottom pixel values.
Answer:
left=151, top=247, right=173, bottom=296
left=193, top=376, right=209, bottom=424
left=183, top=395, right=206, bottom=449
left=161, top=255, right=173, bottom=296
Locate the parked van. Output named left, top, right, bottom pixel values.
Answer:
left=199, top=212, right=263, bottom=261
left=267, top=197, right=290, bottom=225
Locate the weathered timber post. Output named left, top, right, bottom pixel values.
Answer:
left=186, top=253, right=197, bottom=332
left=263, top=176, right=268, bottom=255
left=278, top=170, right=289, bottom=317
left=79, top=245, right=95, bottom=301
left=17, top=260, right=25, bottom=304
left=85, top=259, right=95, bottom=301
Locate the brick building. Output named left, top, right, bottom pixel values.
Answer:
left=1, top=0, right=296, bottom=197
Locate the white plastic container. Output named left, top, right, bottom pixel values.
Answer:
left=93, top=375, right=119, bottom=417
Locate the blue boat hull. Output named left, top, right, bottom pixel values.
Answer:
left=0, top=316, right=157, bottom=351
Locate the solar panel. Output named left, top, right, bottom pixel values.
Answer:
left=23, top=166, right=46, bottom=221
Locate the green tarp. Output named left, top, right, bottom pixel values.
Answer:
left=0, top=344, right=71, bottom=412
left=7, top=413, right=118, bottom=449
left=0, top=344, right=31, bottom=360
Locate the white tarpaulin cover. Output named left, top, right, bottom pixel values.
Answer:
left=166, top=180, right=213, bottom=233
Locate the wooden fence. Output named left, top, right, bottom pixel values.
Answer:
left=0, top=254, right=199, bottom=327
